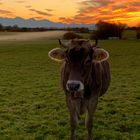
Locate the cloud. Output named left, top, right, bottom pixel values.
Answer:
left=29, top=9, right=53, bottom=16
left=130, top=1, right=140, bottom=6
left=34, top=16, right=45, bottom=20
left=0, top=0, right=3, bottom=5
left=112, top=4, right=127, bottom=10
left=16, top=0, right=26, bottom=3
left=59, top=0, right=140, bottom=25
left=45, top=9, right=53, bottom=12
left=0, top=9, right=13, bottom=15
left=25, top=5, right=32, bottom=8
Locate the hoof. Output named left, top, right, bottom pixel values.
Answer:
left=70, top=135, right=76, bottom=140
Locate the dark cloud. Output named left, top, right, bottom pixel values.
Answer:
left=0, top=9, right=13, bottom=15
left=59, top=13, right=133, bottom=24
left=29, top=9, right=53, bottom=16
left=25, top=5, right=32, bottom=8
left=34, top=17, right=45, bottom=20
left=126, top=7, right=139, bottom=12
left=80, top=0, right=113, bottom=7
left=45, top=9, right=53, bottom=12
left=0, top=0, right=3, bottom=5
left=130, top=1, right=140, bottom=6
left=16, top=0, right=26, bottom=3
left=112, top=4, right=127, bottom=10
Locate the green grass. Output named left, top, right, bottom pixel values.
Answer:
left=122, top=30, right=137, bottom=39
left=0, top=39, right=139, bottom=140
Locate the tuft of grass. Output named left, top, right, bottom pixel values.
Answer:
left=0, top=39, right=139, bottom=139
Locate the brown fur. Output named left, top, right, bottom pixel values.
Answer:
left=58, top=39, right=110, bottom=140
left=49, top=39, right=110, bottom=140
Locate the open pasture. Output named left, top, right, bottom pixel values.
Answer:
left=0, top=34, right=139, bottom=139
left=0, top=31, right=66, bottom=41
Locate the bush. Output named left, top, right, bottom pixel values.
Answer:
left=63, top=32, right=83, bottom=40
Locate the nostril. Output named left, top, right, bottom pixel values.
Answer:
left=74, top=84, right=80, bottom=90
left=67, top=83, right=80, bottom=91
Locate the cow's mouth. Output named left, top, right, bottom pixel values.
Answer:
left=70, top=91, right=84, bottom=99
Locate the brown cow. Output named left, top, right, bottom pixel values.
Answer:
left=48, top=39, right=110, bottom=140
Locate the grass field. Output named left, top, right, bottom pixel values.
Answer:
left=0, top=35, right=140, bottom=139
left=0, top=31, right=66, bottom=41
left=122, top=30, right=137, bottom=39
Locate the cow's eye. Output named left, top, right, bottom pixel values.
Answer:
left=84, top=56, right=91, bottom=65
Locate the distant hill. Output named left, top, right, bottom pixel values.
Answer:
left=0, top=17, right=95, bottom=29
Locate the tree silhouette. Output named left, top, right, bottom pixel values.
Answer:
left=91, top=21, right=126, bottom=40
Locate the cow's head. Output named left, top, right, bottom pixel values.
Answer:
left=48, top=39, right=109, bottom=98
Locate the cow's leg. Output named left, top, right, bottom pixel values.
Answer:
left=66, top=97, right=78, bottom=140
left=69, top=111, right=78, bottom=140
left=85, top=97, right=98, bottom=140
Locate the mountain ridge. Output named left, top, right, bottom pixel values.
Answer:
left=0, top=17, right=95, bottom=29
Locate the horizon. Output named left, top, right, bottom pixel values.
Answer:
left=0, top=0, right=140, bottom=26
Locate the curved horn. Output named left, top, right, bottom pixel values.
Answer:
left=95, top=39, right=98, bottom=46
left=58, top=39, right=68, bottom=48
left=91, top=39, right=98, bottom=48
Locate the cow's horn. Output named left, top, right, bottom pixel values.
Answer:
left=95, top=39, right=98, bottom=46
left=58, top=39, right=68, bottom=48
left=91, top=39, right=98, bottom=48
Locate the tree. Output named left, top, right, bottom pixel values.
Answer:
left=0, top=23, right=3, bottom=31
left=90, top=21, right=126, bottom=40
left=12, top=24, right=20, bottom=31
left=136, top=24, right=140, bottom=39
left=117, top=23, right=127, bottom=39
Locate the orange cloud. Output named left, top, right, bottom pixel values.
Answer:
left=29, top=9, right=53, bottom=17
left=45, top=9, right=53, bottom=12
left=0, top=9, right=13, bottom=16
left=16, top=0, right=26, bottom=3
left=0, top=0, right=3, bottom=5
left=59, top=0, right=140, bottom=26
left=25, top=5, right=32, bottom=8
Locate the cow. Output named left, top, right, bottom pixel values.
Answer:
left=48, top=39, right=110, bottom=140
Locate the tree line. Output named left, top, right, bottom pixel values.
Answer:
left=0, top=24, right=65, bottom=32
left=0, top=23, right=91, bottom=32
left=0, top=21, right=140, bottom=39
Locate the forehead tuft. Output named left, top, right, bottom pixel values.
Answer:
left=69, top=39, right=91, bottom=49
left=72, top=39, right=88, bottom=44
left=66, top=39, right=92, bottom=63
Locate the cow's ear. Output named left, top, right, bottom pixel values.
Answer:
left=48, top=48, right=66, bottom=62
left=92, top=48, right=109, bottom=63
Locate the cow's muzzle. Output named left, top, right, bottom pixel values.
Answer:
left=66, top=80, right=84, bottom=92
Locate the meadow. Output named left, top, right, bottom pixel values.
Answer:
left=0, top=33, right=139, bottom=140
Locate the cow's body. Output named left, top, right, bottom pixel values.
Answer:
left=48, top=39, right=111, bottom=140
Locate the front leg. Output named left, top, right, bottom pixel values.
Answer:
left=66, top=97, right=79, bottom=140
left=69, top=111, right=78, bottom=140
left=85, top=96, right=98, bottom=140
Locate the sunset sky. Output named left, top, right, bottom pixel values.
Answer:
left=0, top=0, right=140, bottom=26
